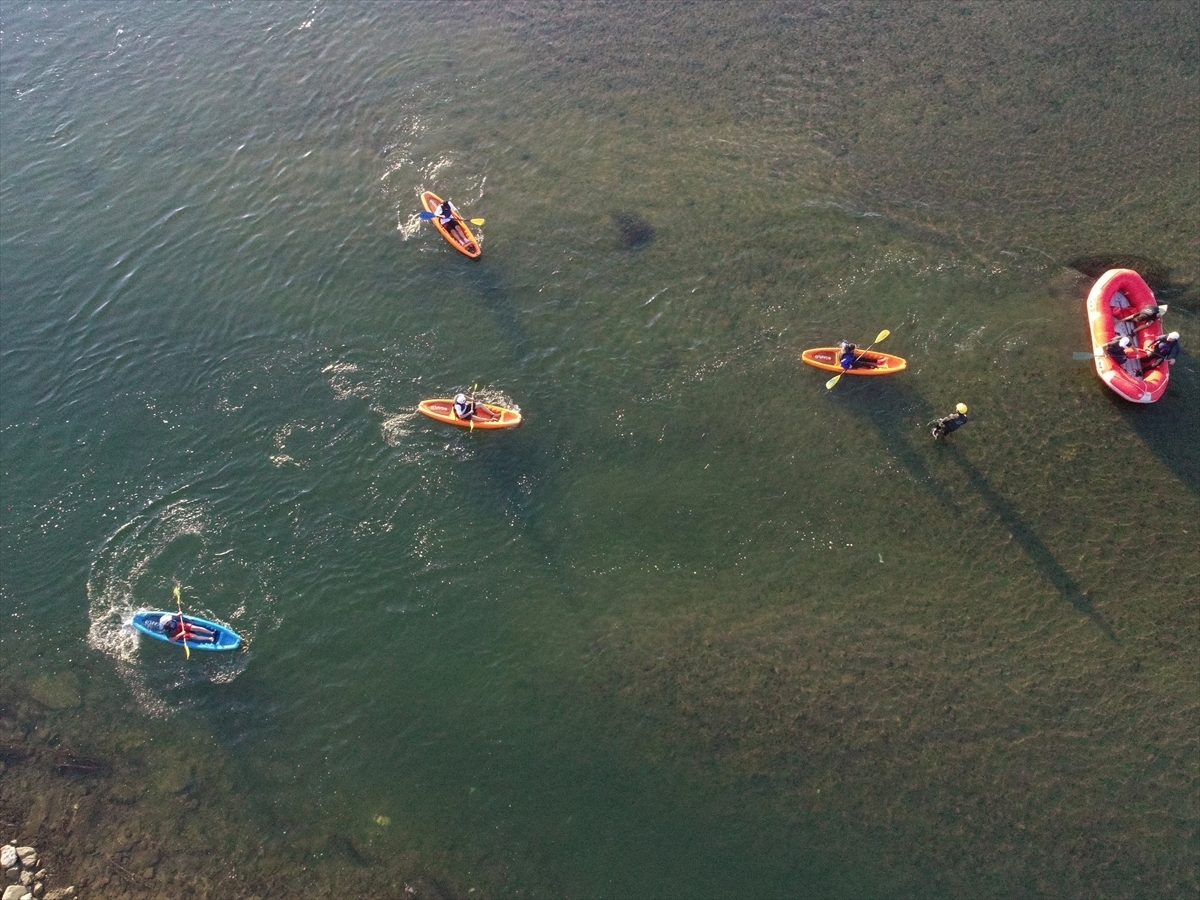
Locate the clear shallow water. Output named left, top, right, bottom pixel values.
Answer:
left=2, top=3, right=1197, bottom=897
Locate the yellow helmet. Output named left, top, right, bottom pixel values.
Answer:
left=956, top=403, right=968, bottom=415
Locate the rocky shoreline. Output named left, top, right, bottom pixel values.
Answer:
left=1, top=669, right=470, bottom=900
left=3, top=842, right=75, bottom=900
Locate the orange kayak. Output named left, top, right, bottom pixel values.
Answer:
left=420, top=191, right=480, bottom=259
left=418, top=398, right=521, bottom=430
left=801, top=347, right=907, bottom=375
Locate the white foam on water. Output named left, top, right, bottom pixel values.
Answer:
left=380, top=408, right=421, bottom=449
left=86, top=496, right=254, bottom=711
left=87, top=496, right=209, bottom=663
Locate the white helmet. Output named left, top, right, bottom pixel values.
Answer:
left=1119, top=336, right=1131, bottom=348
left=1167, top=332, right=1180, bottom=341
left=455, top=393, right=467, bottom=404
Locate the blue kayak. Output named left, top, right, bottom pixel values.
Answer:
left=132, top=610, right=242, bottom=651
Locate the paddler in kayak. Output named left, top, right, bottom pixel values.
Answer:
left=436, top=199, right=468, bottom=245
left=837, top=340, right=877, bottom=370
left=1145, top=331, right=1181, bottom=367
left=930, top=403, right=969, bottom=440
left=148, top=613, right=218, bottom=644
left=838, top=341, right=857, bottom=369
left=453, top=392, right=478, bottom=421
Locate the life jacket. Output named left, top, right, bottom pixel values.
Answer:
left=453, top=398, right=472, bottom=419
left=1150, top=337, right=1179, bottom=360
left=838, top=342, right=857, bottom=369
left=438, top=202, right=456, bottom=225
left=1103, top=339, right=1129, bottom=365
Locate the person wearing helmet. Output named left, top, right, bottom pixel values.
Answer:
left=1102, top=335, right=1134, bottom=366
left=437, top=198, right=468, bottom=245
left=836, top=340, right=877, bottom=370
left=930, top=402, right=969, bottom=440
left=1146, top=331, right=1181, bottom=366
left=837, top=340, right=857, bottom=370
left=1127, top=303, right=1167, bottom=332
left=453, top=392, right=476, bottom=421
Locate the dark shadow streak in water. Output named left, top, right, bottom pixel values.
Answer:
left=834, top=381, right=1118, bottom=643
left=444, top=262, right=578, bottom=590
left=1104, top=352, right=1199, bottom=498
left=465, top=262, right=535, bottom=358
left=831, top=380, right=958, bottom=513
left=466, top=419, right=584, bottom=604
left=1067, top=254, right=1197, bottom=312
left=940, top=442, right=1118, bottom=643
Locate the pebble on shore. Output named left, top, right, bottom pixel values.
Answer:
left=3, top=842, right=72, bottom=900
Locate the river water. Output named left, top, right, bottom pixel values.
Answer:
left=1, top=3, right=1197, bottom=897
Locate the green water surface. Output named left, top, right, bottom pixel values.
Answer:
left=2, top=3, right=1197, bottom=897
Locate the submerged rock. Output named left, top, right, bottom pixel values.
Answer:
left=27, top=674, right=80, bottom=709
left=611, top=212, right=656, bottom=250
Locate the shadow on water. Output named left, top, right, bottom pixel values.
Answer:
left=466, top=263, right=535, bottom=357
left=834, top=381, right=1119, bottom=642
left=1067, top=254, right=1198, bottom=312
left=940, top=441, right=1118, bottom=642
left=449, top=259, right=579, bottom=587
left=831, top=379, right=959, bottom=512
left=1099, top=352, right=1200, bottom=498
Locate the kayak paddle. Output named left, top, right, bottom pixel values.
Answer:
left=174, top=584, right=190, bottom=660
left=826, top=329, right=891, bottom=389
left=1073, top=349, right=1150, bottom=361
left=419, top=211, right=485, bottom=226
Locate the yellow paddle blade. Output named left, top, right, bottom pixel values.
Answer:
left=174, top=585, right=189, bottom=659
left=468, top=218, right=485, bottom=225
left=825, top=373, right=842, bottom=390
left=874, top=329, right=890, bottom=343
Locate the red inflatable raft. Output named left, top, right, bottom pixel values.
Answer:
left=1085, top=269, right=1169, bottom=404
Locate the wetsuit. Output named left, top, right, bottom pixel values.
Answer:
left=931, top=412, right=968, bottom=440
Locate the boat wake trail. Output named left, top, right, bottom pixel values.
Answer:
left=86, top=495, right=253, bottom=713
